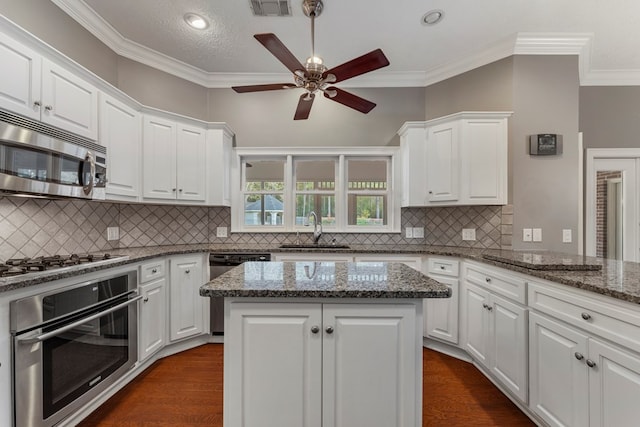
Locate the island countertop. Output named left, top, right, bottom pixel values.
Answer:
left=199, top=261, right=451, bottom=299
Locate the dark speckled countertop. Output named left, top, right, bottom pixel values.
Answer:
left=1, top=244, right=639, bottom=305
left=199, top=261, right=451, bottom=299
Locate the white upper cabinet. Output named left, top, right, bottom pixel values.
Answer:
left=205, top=128, right=234, bottom=206
left=100, top=93, right=141, bottom=201
left=0, top=32, right=41, bottom=120
left=176, top=124, right=207, bottom=201
left=398, top=112, right=511, bottom=207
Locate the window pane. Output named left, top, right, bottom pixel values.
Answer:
left=245, top=160, right=284, bottom=191
left=295, top=195, right=336, bottom=226
left=295, top=160, right=335, bottom=191
left=244, top=194, right=284, bottom=226
left=348, top=195, right=386, bottom=226
left=348, top=159, right=387, bottom=191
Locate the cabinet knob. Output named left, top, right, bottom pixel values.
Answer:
left=586, top=359, right=597, bottom=368
left=172, top=188, right=177, bottom=192
left=482, top=303, right=489, bottom=309
left=428, top=191, right=433, bottom=194
left=574, top=352, right=584, bottom=361
left=325, top=326, right=334, bottom=334
left=185, top=269, right=190, bottom=274
left=33, top=100, right=41, bottom=107
left=485, top=277, right=492, bottom=283
left=581, top=312, right=592, bottom=321
left=440, top=265, right=445, bottom=270
left=143, top=297, right=149, bottom=303
left=487, top=306, right=493, bottom=312
left=311, top=326, right=320, bottom=334
left=45, top=105, right=53, bottom=111
left=151, top=268, right=157, bottom=273
left=179, top=189, right=183, bottom=192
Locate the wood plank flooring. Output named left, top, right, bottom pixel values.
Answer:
left=78, top=344, right=534, bottom=427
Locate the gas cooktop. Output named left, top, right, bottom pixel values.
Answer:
left=0, top=254, right=129, bottom=279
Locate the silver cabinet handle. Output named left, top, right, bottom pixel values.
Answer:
left=586, top=359, right=597, bottom=368
left=45, top=105, right=53, bottom=111
left=311, top=326, right=320, bottom=334
left=325, top=326, right=334, bottom=334
left=574, top=352, right=584, bottom=361
left=581, top=312, right=592, bottom=321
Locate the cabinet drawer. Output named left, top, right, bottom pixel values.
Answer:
left=529, top=281, right=640, bottom=354
left=139, top=260, right=165, bottom=284
left=427, top=257, right=459, bottom=277
left=464, top=262, right=526, bottom=304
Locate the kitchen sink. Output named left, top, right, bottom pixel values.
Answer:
left=278, top=244, right=351, bottom=249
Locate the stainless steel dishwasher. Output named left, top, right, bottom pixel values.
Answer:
left=209, top=253, right=271, bottom=335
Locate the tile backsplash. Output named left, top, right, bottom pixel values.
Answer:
left=0, top=195, right=512, bottom=260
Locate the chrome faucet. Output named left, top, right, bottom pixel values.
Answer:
left=308, top=211, right=322, bottom=244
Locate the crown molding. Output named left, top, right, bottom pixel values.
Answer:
left=51, top=0, right=640, bottom=87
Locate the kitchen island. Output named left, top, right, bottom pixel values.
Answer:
left=200, top=261, right=450, bottom=427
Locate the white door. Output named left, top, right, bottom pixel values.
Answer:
left=529, top=312, right=589, bottom=427
left=589, top=339, right=640, bottom=427
left=586, top=152, right=639, bottom=262
left=490, top=294, right=528, bottom=402
left=425, top=276, right=459, bottom=343
left=176, top=124, right=206, bottom=201
left=0, top=33, right=41, bottom=120
left=169, top=256, right=204, bottom=341
left=143, top=116, right=177, bottom=199
left=225, top=302, right=322, bottom=427
left=139, top=278, right=166, bottom=361
left=41, top=58, right=98, bottom=140
left=426, top=121, right=459, bottom=202
left=100, top=94, right=141, bottom=199
left=464, top=283, right=490, bottom=367
left=322, top=303, right=418, bottom=427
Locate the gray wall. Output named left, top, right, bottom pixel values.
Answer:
left=580, top=86, right=640, bottom=149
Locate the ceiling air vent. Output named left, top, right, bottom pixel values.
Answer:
left=250, top=0, right=291, bottom=16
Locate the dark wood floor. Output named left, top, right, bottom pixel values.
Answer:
left=78, top=344, right=534, bottom=427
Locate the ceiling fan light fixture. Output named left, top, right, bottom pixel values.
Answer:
left=306, top=56, right=324, bottom=65
left=421, top=9, right=444, bottom=26
left=184, top=13, right=208, bottom=30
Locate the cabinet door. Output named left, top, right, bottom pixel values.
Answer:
left=225, top=302, right=322, bottom=427
left=143, top=115, right=177, bottom=199
left=460, top=118, right=507, bottom=204
left=464, top=282, right=491, bottom=367
left=41, top=58, right=98, bottom=140
left=100, top=94, right=141, bottom=200
left=426, top=121, right=459, bottom=202
left=490, top=294, right=528, bottom=402
left=169, top=255, right=204, bottom=341
left=206, top=128, right=233, bottom=206
left=529, top=312, right=589, bottom=427
left=399, top=126, right=428, bottom=206
left=176, top=124, right=206, bottom=201
left=0, top=33, right=41, bottom=120
left=139, top=278, right=166, bottom=361
left=425, top=276, right=459, bottom=343
left=589, top=339, right=640, bottom=427
left=322, top=303, right=418, bottom=427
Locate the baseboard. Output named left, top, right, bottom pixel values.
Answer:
left=423, top=337, right=472, bottom=362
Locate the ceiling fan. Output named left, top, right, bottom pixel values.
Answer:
left=232, top=0, right=390, bottom=120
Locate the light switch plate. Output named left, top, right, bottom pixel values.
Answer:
left=216, top=227, right=228, bottom=238
left=523, top=228, right=532, bottom=242
left=405, top=227, right=413, bottom=238
left=107, top=226, right=119, bottom=241
left=562, top=229, right=572, bottom=243
left=413, top=227, right=424, bottom=238
left=533, top=228, right=542, bottom=242
left=462, top=228, right=476, bottom=241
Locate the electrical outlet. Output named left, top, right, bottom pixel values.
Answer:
left=107, top=227, right=119, bottom=241
left=462, top=228, right=476, bottom=241
left=216, top=227, right=228, bottom=238
left=523, top=228, right=532, bottom=242
left=533, top=228, right=542, bottom=242
left=562, top=229, right=572, bottom=243
left=413, top=227, right=424, bottom=238
left=405, top=227, right=413, bottom=238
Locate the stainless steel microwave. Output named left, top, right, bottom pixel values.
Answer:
left=0, top=110, right=106, bottom=199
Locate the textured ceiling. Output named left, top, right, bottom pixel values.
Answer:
left=55, top=0, right=640, bottom=86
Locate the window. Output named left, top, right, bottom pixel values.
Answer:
left=233, top=148, right=399, bottom=233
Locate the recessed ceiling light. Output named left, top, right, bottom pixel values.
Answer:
left=184, top=13, right=209, bottom=30
left=421, top=9, right=444, bottom=26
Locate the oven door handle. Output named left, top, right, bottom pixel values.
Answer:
left=17, top=294, right=143, bottom=344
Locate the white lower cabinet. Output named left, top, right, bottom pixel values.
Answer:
left=138, top=277, right=166, bottom=361
left=169, top=255, right=207, bottom=341
left=225, top=300, right=420, bottom=427
left=424, top=257, right=459, bottom=343
left=529, top=311, right=640, bottom=427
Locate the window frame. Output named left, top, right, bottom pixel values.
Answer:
left=231, top=147, right=400, bottom=233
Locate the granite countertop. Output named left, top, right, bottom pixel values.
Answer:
left=199, top=261, right=452, bottom=299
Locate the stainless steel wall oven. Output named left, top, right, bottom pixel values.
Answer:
left=10, top=270, right=140, bottom=427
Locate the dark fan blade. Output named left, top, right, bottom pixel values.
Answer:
left=254, top=33, right=308, bottom=76
left=323, top=87, right=376, bottom=114
left=294, top=93, right=315, bottom=120
left=232, top=83, right=297, bottom=93
left=323, top=49, right=390, bottom=83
